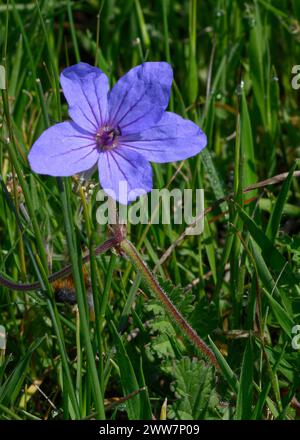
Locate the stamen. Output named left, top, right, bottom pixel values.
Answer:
left=96, top=126, right=121, bottom=151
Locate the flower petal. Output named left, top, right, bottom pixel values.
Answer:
left=60, top=62, right=109, bottom=133
left=108, top=62, right=173, bottom=135
left=98, top=147, right=153, bottom=204
left=28, top=121, right=99, bottom=176
left=118, top=111, right=207, bottom=162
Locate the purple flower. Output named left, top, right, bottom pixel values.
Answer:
left=29, top=62, right=207, bottom=204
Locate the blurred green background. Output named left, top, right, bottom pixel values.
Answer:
left=0, top=0, right=299, bottom=420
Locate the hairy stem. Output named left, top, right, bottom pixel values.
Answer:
left=120, top=239, right=220, bottom=370
left=0, top=237, right=118, bottom=292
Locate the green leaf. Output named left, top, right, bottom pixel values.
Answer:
left=263, top=289, right=294, bottom=338
left=235, top=338, right=254, bottom=419
left=240, top=89, right=257, bottom=199
left=138, top=357, right=153, bottom=420
left=187, top=0, right=198, bottom=103
left=248, top=0, right=268, bottom=126
left=144, top=279, right=195, bottom=359
left=251, top=382, right=271, bottom=420
left=266, top=163, right=297, bottom=243
left=0, top=337, right=44, bottom=406
left=236, top=203, right=296, bottom=285
left=250, top=240, right=294, bottom=322
left=165, top=357, right=218, bottom=420
left=110, top=322, right=141, bottom=420
left=208, top=336, right=239, bottom=394
left=200, top=148, right=227, bottom=213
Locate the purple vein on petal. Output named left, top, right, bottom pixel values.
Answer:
left=113, top=149, right=139, bottom=170
left=115, top=89, right=147, bottom=127
left=106, top=152, right=113, bottom=179
left=81, top=87, right=100, bottom=127
left=118, top=108, right=155, bottom=130
left=122, top=137, right=180, bottom=143
left=50, top=142, right=96, bottom=158
left=74, top=106, right=98, bottom=131
left=120, top=142, right=166, bottom=153
left=72, top=147, right=98, bottom=164
left=94, top=81, right=104, bottom=126
left=72, top=134, right=95, bottom=141
left=110, top=152, right=131, bottom=186
left=109, top=81, right=136, bottom=126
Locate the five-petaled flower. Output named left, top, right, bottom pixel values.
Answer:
left=29, top=62, right=207, bottom=204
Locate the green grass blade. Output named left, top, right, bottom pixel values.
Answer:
left=235, top=338, right=254, bottom=420
left=111, top=322, right=141, bottom=420
left=265, top=163, right=297, bottom=243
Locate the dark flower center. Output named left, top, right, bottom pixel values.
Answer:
left=96, top=126, right=121, bottom=151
